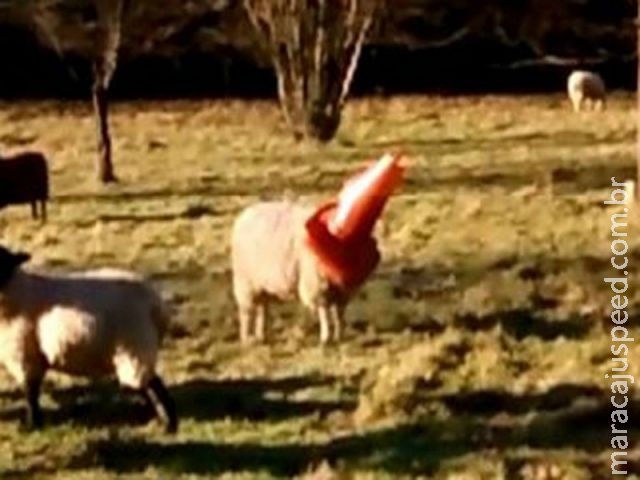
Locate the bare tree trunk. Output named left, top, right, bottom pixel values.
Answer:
left=245, top=0, right=379, bottom=143
left=274, top=59, right=305, bottom=140
left=92, top=0, right=123, bottom=184
left=24, top=0, right=123, bottom=183
left=92, top=66, right=116, bottom=183
left=637, top=0, right=640, bottom=201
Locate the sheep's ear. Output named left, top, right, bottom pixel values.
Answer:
left=0, top=250, right=29, bottom=288
left=13, top=252, right=31, bottom=266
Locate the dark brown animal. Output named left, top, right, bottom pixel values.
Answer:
left=0, top=152, right=49, bottom=222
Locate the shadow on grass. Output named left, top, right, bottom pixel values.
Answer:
left=50, top=146, right=635, bottom=209
left=84, top=425, right=456, bottom=477
left=95, top=204, right=218, bottom=222
left=53, top=180, right=330, bottom=206
left=64, top=205, right=230, bottom=228
left=454, top=308, right=592, bottom=341
left=0, top=380, right=153, bottom=429
left=435, top=383, right=604, bottom=417
left=368, top=129, right=601, bottom=152
left=171, top=376, right=354, bottom=422
left=0, top=374, right=350, bottom=430
left=404, top=162, right=635, bottom=194
left=509, top=254, right=613, bottom=279
left=62, top=384, right=640, bottom=477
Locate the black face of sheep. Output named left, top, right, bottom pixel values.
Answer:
left=0, top=246, right=30, bottom=288
left=0, top=152, right=50, bottom=223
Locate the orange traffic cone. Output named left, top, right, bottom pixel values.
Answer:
left=329, top=152, right=406, bottom=241
left=305, top=202, right=381, bottom=289
left=304, top=152, right=407, bottom=288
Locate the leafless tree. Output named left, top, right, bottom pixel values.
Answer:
left=637, top=0, right=640, bottom=198
left=244, top=0, right=382, bottom=142
left=23, top=0, right=123, bottom=183
left=92, top=0, right=123, bottom=183
left=16, top=0, right=228, bottom=183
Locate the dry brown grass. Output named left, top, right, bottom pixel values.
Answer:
left=0, top=93, right=638, bottom=479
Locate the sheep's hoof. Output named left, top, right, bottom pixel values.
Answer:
left=164, top=419, right=178, bottom=435
left=20, top=419, right=43, bottom=433
left=240, top=336, right=266, bottom=347
left=319, top=338, right=336, bottom=348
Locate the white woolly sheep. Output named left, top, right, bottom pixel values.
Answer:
left=567, top=70, right=606, bottom=112
left=231, top=200, right=378, bottom=345
left=0, top=245, right=177, bottom=433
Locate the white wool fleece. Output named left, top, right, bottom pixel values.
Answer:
left=0, top=267, right=169, bottom=389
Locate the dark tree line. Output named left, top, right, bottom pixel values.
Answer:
left=0, top=0, right=635, bottom=182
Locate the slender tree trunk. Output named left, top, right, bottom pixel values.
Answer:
left=637, top=0, right=640, bottom=201
left=274, top=61, right=305, bottom=140
left=91, top=0, right=123, bottom=184
left=244, top=0, right=378, bottom=143
left=92, top=67, right=116, bottom=183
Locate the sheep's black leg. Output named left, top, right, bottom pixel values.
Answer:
left=143, top=375, right=178, bottom=434
left=40, top=200, right=47, bottom=223
left=30, top=202, right=38, bottom=220
left=24, top=377, right=43, bottom=430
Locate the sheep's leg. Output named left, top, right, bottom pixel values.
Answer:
left=5, top=350, right=46, bottom=430
left=330, top=302, right=346, bottom=343
left=571, top=94, right=583, bottom=112
left=234, top=280, right=257, bottom=345
left=238, top=304, right=256, bottom=345
left=30, top=202, right=38, bottom=220
left=316, top=304, right=332, bottom=345
left=24, top=376, right=43, bottom=429
left=254, top=300, right=269, bottom=343
left=144, top=375, right=178, bottom=434
left=40, top=200, right=47, bottom=223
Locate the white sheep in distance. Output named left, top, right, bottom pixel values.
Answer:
left=231, top=200, right=379, bottom=345
left=567, top=70, right=606, bottom=112
left=0, top=245, right=178, bottom=433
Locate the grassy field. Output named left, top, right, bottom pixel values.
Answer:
left=0, top=93, right=639, bottom=479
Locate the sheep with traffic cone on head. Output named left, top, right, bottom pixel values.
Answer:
left=230, top=153, right=407, bottom=344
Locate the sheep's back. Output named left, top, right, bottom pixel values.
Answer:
left=31, top=269, right=166, bottom=375
left=231, top=201, right=314, bottom=299
left=64, top=268, right=168, bottom=337
left=567, top=71, right=605, bottom=97
left=87, top=269, right=170, bottom=341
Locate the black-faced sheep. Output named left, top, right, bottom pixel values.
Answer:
left=0, top=245, right=178, bottom=433
left=231, top=200, right=379, bottom=345
left=567, top=70, right=606, bottom=112
left=0, top=152, right=49, bottom=222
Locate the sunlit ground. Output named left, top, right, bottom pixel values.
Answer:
left=0, top=94, right=638, bottom=479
